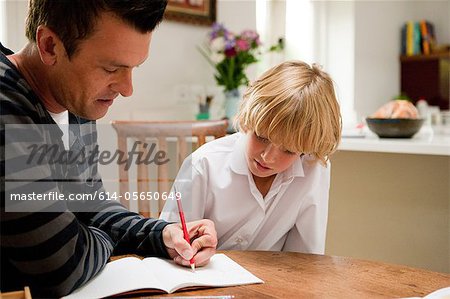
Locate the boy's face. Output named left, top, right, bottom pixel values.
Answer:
left=245, top=131, right=300, bottom=178
left=49, top=12, right=152, bottom=120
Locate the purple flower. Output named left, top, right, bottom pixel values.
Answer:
left=224, top=37, right=236, bottom=51
left=210, top=23, right=229, bottom=41
left=199, top=23, right=271, bottom=92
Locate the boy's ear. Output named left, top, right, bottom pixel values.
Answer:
left=35, top=25, right=65, bottom=66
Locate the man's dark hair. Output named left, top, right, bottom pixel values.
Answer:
left=25, top=0, right=168, bottom=58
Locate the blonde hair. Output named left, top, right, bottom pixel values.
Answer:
left=235, top=60, right=342, bottom=165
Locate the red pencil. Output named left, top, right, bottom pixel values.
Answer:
left=175, top=192, right=196, bottom=271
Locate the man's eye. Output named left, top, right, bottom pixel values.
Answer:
left=104, top=68, right=118, bottom=74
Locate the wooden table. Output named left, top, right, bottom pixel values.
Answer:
left=147, top=250, right=450, bottom=298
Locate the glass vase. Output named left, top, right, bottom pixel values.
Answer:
left=224, top=88, right=240, bottom=133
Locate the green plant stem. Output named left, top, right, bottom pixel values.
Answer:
left=227, top=57, right=235, bottom=91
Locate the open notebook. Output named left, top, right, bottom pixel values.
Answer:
left=63, top=253, right=263, bottom=298
left=402, top=287, right=450, bottom=299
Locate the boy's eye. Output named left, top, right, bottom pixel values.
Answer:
left=254, top=133, right=269, bottom=143
left=284, top=149, right=296, bottom=155
left=282, top=147, right=300, bottom=155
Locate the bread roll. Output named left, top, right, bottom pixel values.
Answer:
left=371, top=100, right=418, bottom=119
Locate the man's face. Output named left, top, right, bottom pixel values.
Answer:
left=51, top=13, right=152, bottom=120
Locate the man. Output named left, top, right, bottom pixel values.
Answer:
left=0, top=0, right=217, bottom=297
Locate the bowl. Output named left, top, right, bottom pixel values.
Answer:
left=366, top=118, right=424, bottom=138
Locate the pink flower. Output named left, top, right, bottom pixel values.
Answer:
left=236, top=39, right=250, bottom=51
left=199, top=23, right=281, bottom=92
left=240, top=30, right=260, bottom=45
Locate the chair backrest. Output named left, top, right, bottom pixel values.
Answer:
left=111, top=120, right=228, bottom=218
left=0, top=287, right=32, bottom=299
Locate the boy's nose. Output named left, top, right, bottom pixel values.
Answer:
left=261, top=144, right=277, bottom=164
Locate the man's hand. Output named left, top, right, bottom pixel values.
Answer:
left=162, top=219, right=217, bottom=267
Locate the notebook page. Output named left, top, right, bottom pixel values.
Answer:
left=401, top=287, right=450, bottom=299
left=62, top=257, right=164, bottom=299
left=142, top=253, right=263, bottom=293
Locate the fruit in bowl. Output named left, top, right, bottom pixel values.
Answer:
left=366, top=100, right=424, bottom=138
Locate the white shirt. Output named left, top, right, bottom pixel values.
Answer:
left=160, top=133, right=330, bottom=254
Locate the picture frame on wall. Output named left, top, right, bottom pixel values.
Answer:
left=164, top=0, right=216, bottom=26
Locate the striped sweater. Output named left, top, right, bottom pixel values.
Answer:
left=0, top=45, right=171, bottom=297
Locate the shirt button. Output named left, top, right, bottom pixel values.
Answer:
left=235, top=237, right=243, bottom=244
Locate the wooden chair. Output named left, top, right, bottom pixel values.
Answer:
left=0, top=287, right=32, bottom=299
left=111, top=120, right=228, bottom=218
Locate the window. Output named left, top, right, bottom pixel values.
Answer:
left=256, top=0, right=357, bottom=125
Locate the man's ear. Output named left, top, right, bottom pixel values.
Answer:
left=35, top=25, right=65, bottom=66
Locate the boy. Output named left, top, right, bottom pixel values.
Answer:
left=160, top=60, right=341, bottom=253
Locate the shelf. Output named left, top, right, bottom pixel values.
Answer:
left=400, top=51, right=450, bottom=62
left=400, top=51, right=449, bottom=110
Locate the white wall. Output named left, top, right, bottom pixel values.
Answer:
left=326, top=1, right=356, bottom=126
left=1, top=0, right=257, bottom=123
left=0, top=1, right=7, bottom=44
left=351, top=0, right=450, bottom=122
left=2, top=0, right=28, bottom=51
left=322, top=0, right=450, bottom=125
left=3, top=0, right=448, bottom=125
left=103, top=0, right=257, bottom=124
left=102, top=0, right=255, bottom=123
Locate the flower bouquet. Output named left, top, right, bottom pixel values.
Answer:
left=198, top=23, right=262, bottom=92
left=198, top=23, right=283, bottom=130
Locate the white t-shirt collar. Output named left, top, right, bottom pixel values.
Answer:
left=47, top=110, right=69, bottom=149
left=48, top=110, right=69, bottom=125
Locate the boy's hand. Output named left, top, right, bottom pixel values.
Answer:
left=162, top=219, right=217, bottom=267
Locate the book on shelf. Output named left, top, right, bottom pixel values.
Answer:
left=401, top=24, right=406, bottom=55
left=419, top=20, right=436, bottom=55
left=413, top=22, right=421, bottom=55
left=406, top=21, right=414, bottom=56
left=425, top=21, right=436, bottom=52
left=419, top=20, right=431, bottom=55
left=402, top=20, right=436, bottom=56
left=62, top=254, right=264, bottom=298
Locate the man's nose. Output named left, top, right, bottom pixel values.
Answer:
left=112, top=70, right=134, bottom=97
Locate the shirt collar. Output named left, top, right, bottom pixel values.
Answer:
left=285, top=155, right=305, bottom=178
left=230, top=132, right=305, bottom=178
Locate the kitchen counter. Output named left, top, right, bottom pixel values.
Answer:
left=327, top=145, right=449, bottom=273
left=339, top=126, right=450, bottom=156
